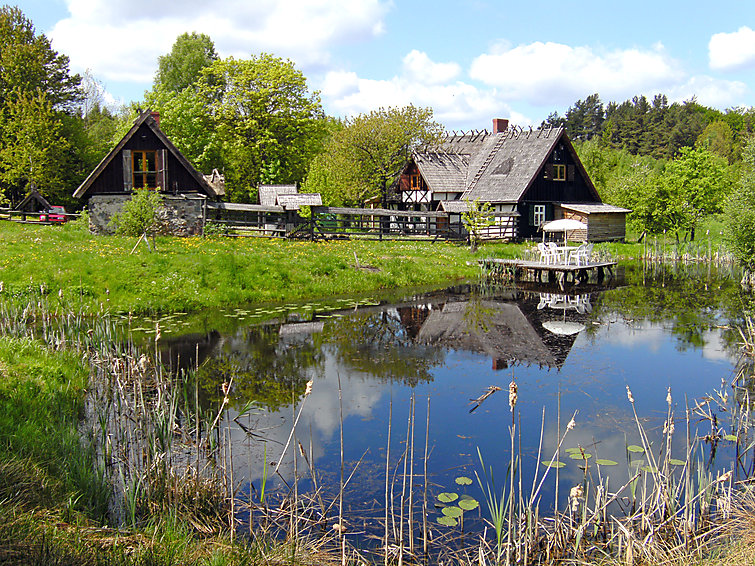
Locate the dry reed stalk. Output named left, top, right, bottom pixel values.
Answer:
left=423, top=395, right=430, bottom=557
left=408, top=393, right=415, bottom=555
left=385, top=396, right=392, bottom=566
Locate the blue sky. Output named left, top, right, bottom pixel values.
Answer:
left=17, top=0, right=755, bottom=130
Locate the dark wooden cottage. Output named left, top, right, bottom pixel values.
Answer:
left=396, top=118, right=629, bottom=241
left=73, top=110, right=223, bottom=235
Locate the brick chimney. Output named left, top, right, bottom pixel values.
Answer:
left=492, top=118, right=509, bottom=134
left=150, top=111, right=161, bottom=126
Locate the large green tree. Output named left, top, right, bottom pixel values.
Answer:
left=154, top=32, right=218, bottom=93
left=303, top=105, right=444, bottom=207
left=146, top=50, right=326, bottom=202
left=725, top=137, right=755, bottom=271
left=0, top=6, right=82, bottom=204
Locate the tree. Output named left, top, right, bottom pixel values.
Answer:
left=0, top=90, right=70, bottom=203
left=0, top=6, right=85, bottom=205
left=663, top=146, right=731, bottom=239
left=0, top=6, right=81, bottom=112
left=725, top=137, right=755, bottom=273
left=303, top=105, right=443, bottom=207
left=155, top=32, right=218, bottom=93
left=461, top=198, right=494, bottom=251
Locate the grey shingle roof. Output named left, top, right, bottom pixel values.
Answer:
left=259, top=184, right=297, bottom=207
left=411, top=126, right=565, bottom=204
left=560, top=203, right=631, bottom=214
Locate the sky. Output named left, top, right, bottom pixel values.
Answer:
left=17, top=0, right=755, bottom=130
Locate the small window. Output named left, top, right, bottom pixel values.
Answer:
left=410, top=174, right=426, bottom=190
left=133, top=150, right=158, bottom=189
left=553, top=164, right=566, bottom=181
left=533, top=204, right=546, bottom=226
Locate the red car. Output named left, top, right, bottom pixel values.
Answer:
left=40, top=206, right=68, bottom=223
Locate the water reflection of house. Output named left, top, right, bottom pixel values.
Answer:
left=416, top=294, right=589, bottom=369
left=158, top=330, right=222, bottom=374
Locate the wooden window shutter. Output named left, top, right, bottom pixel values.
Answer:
left=567, top=165, right=575, bottom=182
left=157, top=149, right=168, bottom=191
left=122, top=150, right=132, bottom=191
left=528, top=204, right=535, bottom=226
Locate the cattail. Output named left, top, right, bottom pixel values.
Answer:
left=304, top=379, right=313, bottom=397
left=569, top=485, right=583, bottom=512
left=155, top=322, right=161, bottom=342
left=567, top=416, right=576, bottom=431
left=666, top=387, right=672, bottom=406
left=508, top=380, right=518, bottom=412
left=626, top=385, right=634, bottom=404
left=663, top=420, right=675, bottom=436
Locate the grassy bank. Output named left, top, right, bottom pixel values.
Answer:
left=0, top=334, right=343, bottom=565
left=0, top=221, right=530, bottom=314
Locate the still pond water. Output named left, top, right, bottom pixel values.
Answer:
left=157, top=262, right=748, bottom=533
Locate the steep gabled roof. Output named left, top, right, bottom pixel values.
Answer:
left=15, top=186, right=52, bottom=212
left=409, top=126, right=600, bottom=204
left=73, top=110, right=218, bottom=199
left=259, top=184, right=298, bottom=207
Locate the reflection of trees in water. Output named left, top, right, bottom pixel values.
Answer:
left=196, top=324, right=323, bottom=412
left=599, top=262, right=745, bottom=354
left=322, top=308, right=445, bottom=386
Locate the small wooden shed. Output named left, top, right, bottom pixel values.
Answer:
left=558, top=203, right=631, bottom=242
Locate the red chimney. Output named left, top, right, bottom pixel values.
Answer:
left=492, top=118, right=508, bottom=133
left=150, top=111, right=161, bottom=126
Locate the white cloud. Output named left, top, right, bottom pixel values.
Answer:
left=320, top=69, right=513, bottom=129
left=402, top=50, right=461, bottom=84
left=50, top=0, right=391, bottom=83
left=709, top=27, right=755, bottom=71
left=665, top=75, right=748, bottom=109
left=469, top=41, right=685, bottom=106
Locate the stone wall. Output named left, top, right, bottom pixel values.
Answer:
left=88, top=194, right=206, bottom=236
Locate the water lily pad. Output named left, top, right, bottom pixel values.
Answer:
left=569, top=452, right=592, bottom=460
left=541, top=460, right=566, bottom=468
left=668, top=458, right=686, bottom=466
left=627, top=445, right=645, bottom=453
left=442, top=506, right=463, bottom=518
left=437, top=515, right=458, bottom=527
left=594, top=459, right=618, bottom=466
left=723, top=434, right=738, bottom=442
left=565, top=447, right=582, bottom=453
left=437, top=492, right=458, bottom=503
left=458, top=498, right=479, bottom=511
left=455, top=476, right=473, bottom=486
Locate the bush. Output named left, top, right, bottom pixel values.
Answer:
left=109, top=189, right=164, bottom=236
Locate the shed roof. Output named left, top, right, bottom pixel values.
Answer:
left=277, top=193, right=322, bottom=210
left=73, top=110, right=219, bottom=199
left=259, top=184, right=297, bottom=207
left=560, top=203, right=631, bottom=214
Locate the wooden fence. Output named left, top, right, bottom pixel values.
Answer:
left=0, top=208, right=80, bottom=224
left=205, top=202, right=520, bottom=241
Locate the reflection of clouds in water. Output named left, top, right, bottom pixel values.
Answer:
left=223, top=348, right=384, bottom=488
left=597, top=320, right=667, bottom=353
left=596, top=321, right=735, bottom=363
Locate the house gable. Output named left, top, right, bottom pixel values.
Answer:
left=74, top=110, right=218, bottom=200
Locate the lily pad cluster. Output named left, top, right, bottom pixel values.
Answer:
left=435, top=476, right=479, bottom=527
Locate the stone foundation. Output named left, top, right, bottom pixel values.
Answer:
left=88, top=194, right=206, bottom=236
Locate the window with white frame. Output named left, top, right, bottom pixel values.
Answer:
left=533, top=204, right=546, bottom=226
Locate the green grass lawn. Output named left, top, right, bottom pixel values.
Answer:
left=0, top=221, right=531, bottom=314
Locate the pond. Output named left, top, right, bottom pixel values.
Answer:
left=151, top=261, right=750, bottom=543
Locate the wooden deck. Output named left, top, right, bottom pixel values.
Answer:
left=479, top=258, right=618, bottom=290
